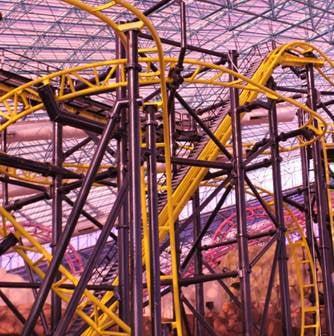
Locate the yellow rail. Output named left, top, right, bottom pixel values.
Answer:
left=0, top=2, right=332, bottom=332
left=288, top=233, right=320, bottom=335
left=321, top=139, right=334, bottom=252
left=0, top=206, right=130, bottom=335
left=0, top=42, right=329, bottom=334
left=250, top=186, right=320, bottom=335
left=84, top=42, right=327, bottom=333
left=0, top=55, right=327, bottom=188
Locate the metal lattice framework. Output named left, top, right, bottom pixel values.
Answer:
left=0, top=1, right=333, bottom=336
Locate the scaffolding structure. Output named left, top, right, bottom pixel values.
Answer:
left=0, top=1, right=333, bottom=335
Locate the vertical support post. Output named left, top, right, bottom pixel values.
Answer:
left=51, top=121, right=63, bottom=331
left=146, top=104, right=162, bottom=336
left=192, top=191, right=204, bottom=336
left=116, top=31, right=130, bottom=324
left=306, top=64, right=334, bottom=335
left=1, top=129, right=8, bottom=207
left=172, top=200, right=183, bottom=333
left=229, top=50, right=253, bottom=335
left=168, top=0, right=187, bottom=173
left=168, top=99, right=177, bottom=174
left=178, top=0, right=187, bottom=66
left=297, top=109, right=315, bottom=257
left=268, top=92, right=292, bottom=335
left=127, top=29, right=143, bottom=336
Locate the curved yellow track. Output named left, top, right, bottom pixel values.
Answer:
left=249, top=186, right=320, bottom=335
left=0, top=0, right=332, bottom=333
left=0, top=55, right=325, bottom=187
left=76, top=41, right=327, bottom=334
left=0, top=44, right=326, bottom=335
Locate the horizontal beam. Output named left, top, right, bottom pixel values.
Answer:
left=0, top=152, right=81, bottom=179
left=0, top=281, right=117, bottom=291
left=38, top=84, right=105, bottom=134
left=171, top=157, right=232, bottom=170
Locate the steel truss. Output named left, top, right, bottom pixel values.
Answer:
left=0, top=1, right=333, bottom=336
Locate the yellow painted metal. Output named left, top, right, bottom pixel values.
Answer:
left=158, top=42, right=326, bottom=240
left=0, top=55, right=326, bottom=189
left=0, top=57, right=326, bottom=134
left=287, top=212, right=320, bottom=336
left=44, top=0, right=183, bottom=332
left=0, top=28, right=331, bottom=335
left=80, top=42, right=327, bottom=333
left=141, top=164, right=153, bottom=314
left=0, top=206, right=131, bottom=335
left=118, top=21, right=145, bottom=32
left=247, top=186, right=320, bottom=336
left=288, top=237, right=320, bottom=335
left=321, top=139, right=334, bottom=252
left=138, top=47, right=158, bottom=54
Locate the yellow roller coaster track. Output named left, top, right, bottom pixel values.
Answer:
left=321, top=136, right=334, bottom=252
left=288, top=228, right=321, bottom=334
left=90, top=42, right=328, bottom=334
left=0, top=44, right=328, bottom=335
left=0, top=55, right=327, bottom=183
left=1, top=1, right=333, bottom=334
left=251, top=185, right=320, bottom=335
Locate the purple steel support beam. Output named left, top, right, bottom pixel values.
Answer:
left=53, top=180, right=129, bottom=335
left=63, top=136, right=91, bottom=158
left=160, top=177, right=230, bottom=253
left=250, top=233, right=279, bottom=268
left=178, top=270, right=238, bottom=287
left=116, top=31, right=130, bottom=325
left=0, top=177, right=48, bottom=194
left=21, top=97, right=124, bottom=336
left=181, top=179, right=233, bottom=273
left=244, top=175, right=278, bottom=227
left=0, top=151, right=80, bottom=179
left=192, top=191, right=205, bottom=336
left=63, top=195, right=117, bottom=241
left=268, top=92, right=292, bottom=335
left=203, top=261, right=241, bottom=308
left=171, top=156, right=232, bottom=170
left=297, top=109, right=316, bottom=256
left=143, top=0, right=173, bottom=16
left=145, top=105, right=162, bottom=335
left=229, top=49, right=253, bottom=336
left=178, top=0, right=187, bottom=67
left=51, top=121, right=63, bottom=331
left=168, top=89, right=177, bottom=173
left=1, top=129, right=8, bottom=207
left=259, top=243, right=278, bottom=336
left=306, top=64, right=334, bottom=335
left=138, top=32, right=227, bottom=59
left=127, top=29, right=143, bottom=336
left=176, top=92, right=232, bottom=160
left=0, top=282, right=117, bottom=290
left=168, top=0, right=187, bottom=172
left=182, top=296, right=219, bottom=336
left=202, top=230, right=277, bottom=251
left=0, top=128, right=49, bottom=334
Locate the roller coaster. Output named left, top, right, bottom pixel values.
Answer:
left=0, top=0, right=333, bottom=335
